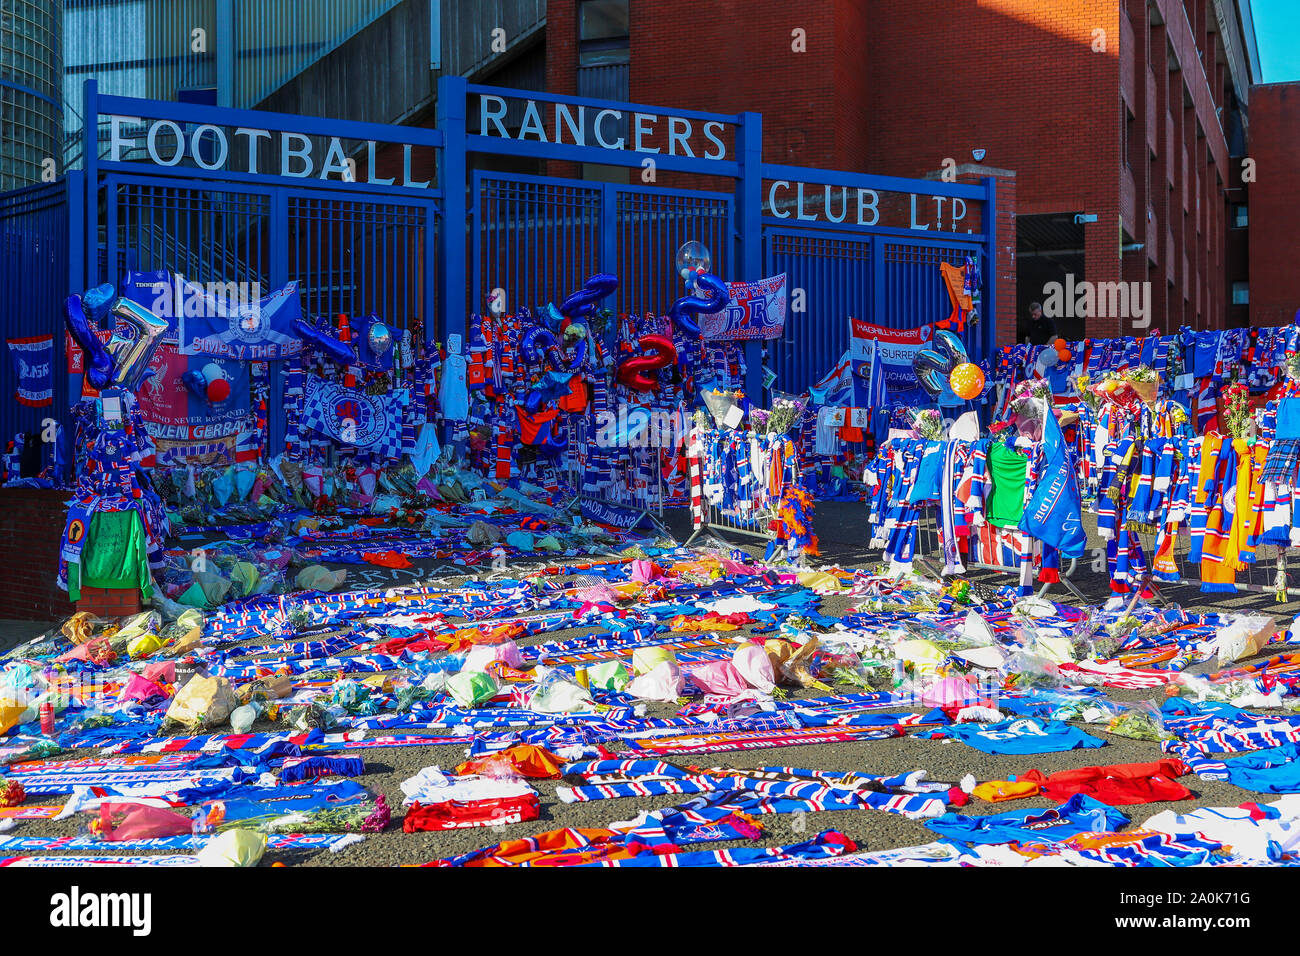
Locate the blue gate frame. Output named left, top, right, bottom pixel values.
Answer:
left=0, top=76, right=1001, bottom=444
left=760, top=164, right=993, bottom=397
left=470, top=169, right=733, bottom=320
left=79, top=82, right=443, bottom=446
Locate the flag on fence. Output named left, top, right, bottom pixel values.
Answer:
left=300, top=376, right=407, bottom=461
left=7, top=335, right=53, bottom=407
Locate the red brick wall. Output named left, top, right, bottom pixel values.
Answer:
left=627, top=0, right=838, bottom=168
left=513, top=0, right=1235, bottom=337
left=0, top=489, right=73, bottom=621
left=865, top=1, right=1119, bottom=216
left=77, top=586, right=143, bottom=620
left=1245, top=82, right=1300, bottom=329
left=971, top=170, right=1020, bottom=350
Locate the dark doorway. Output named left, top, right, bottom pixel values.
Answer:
left=1017, top=213, right=1086, bottom=342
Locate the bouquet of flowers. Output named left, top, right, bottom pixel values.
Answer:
left=1087, top=371, right=1140, bottom=413
left=1075, top=373, right=1101, bottom=411
left=1125, top=364, right=1159, bottom=404
left=910, top=407, right=944, bottom=440
left=755, top=395, right=805, bottom=435
left=1008, top=378, right=1051, bottom=423
left=701, top=387, right=743, bottom=428
left=1221, top=379, right=1253, bottom=445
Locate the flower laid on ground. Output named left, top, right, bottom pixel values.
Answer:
left=1125, top=365, right=1157, bottom=384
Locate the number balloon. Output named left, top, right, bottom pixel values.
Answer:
left=616, top=334, right=678, bottom=391
left=521, top=324, right=587, bottom=375
left=932, top=329, right=969, bottom=366
left=291, top=316, right=358, bottom=366
left=558, top=273, right=619, bottom=319
left=107, top=298, right=169, bottom=391
left=911, top=348, right=952, bottom=400
left=668, top=272, right=729, bottom=337
left=82, top=283, right=116, bottom=325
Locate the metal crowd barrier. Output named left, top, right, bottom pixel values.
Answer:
left=909, top=511, right=1088, bottom=602
left=566, top=446, right=677, bottom=542
left=684, top=496, right=778, bottom=550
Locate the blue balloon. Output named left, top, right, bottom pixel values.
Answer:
left=521, top=324, right=588, bottom=374
left=559, top=273, right=619, bottom=319
left=931, top=329, right=969, bottom=367
left=82, top=283, right=116, bottom=324
left=520, top=325, right=557, bottom=366
left=64, top=294, right=114, bottom=390
left=181, top=369, right=209, bottom=403
left=668, top=272, right=728, bottom=337
left=291, top=316, right=357, bottom=366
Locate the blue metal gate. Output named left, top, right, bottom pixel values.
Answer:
left=0, top=178, right=75, bottom=449
left=0, top=77, right=1001, bottom=446
left=760, top=162, right=992, bottom=397
left=472, top=171, right=731, bottom=319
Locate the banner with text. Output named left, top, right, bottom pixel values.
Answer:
left=700, top=274, right=787, bottom=341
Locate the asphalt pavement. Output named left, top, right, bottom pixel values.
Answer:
left=2, top=498, right=1290, bottom=866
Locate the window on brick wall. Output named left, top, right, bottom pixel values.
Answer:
left=1232, top=204, right=1247, bottom=228
left=579, top=0, right=629, bottom=66
left=1123, top=102, right=1135, bottom=170
left=1232, top=282, right=1248, bottom=305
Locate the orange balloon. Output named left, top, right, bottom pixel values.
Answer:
left=1057, top=347, right=1072, bottom=362
left=949, top=362, right=985, bottom=400
left=1054, top=338, right=1067, bottom=349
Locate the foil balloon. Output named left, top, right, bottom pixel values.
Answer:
left=64, top=294, right=115, bottom=390
left=82, top=283, right=116, bottom=325
left=552, top=329, right=588, bottom=374
left=912, top=329, right=971, bottom=399
left=291, top=315, right=358, bottom=366
left=520, top=325, right=558, bottom=366
left=107, top=298, right=169, bottom=391
left=911, top=349, right=950, bottom=399
left=558, top=273, right=619, bottom=319
left=616, top=333, right=678, bottom=391
left=668, top=272, right=729, bottom=337
left=521, top=323, right=587, bottom=375
left=368, top=321, right=393, bottom=358
left=932, top=328, right=969, bottom=366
